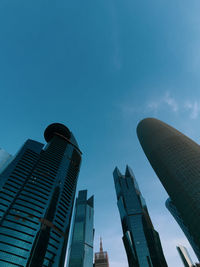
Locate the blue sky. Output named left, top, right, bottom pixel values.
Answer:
left=0, top=0, right=200, bottom=266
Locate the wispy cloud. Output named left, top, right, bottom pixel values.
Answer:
left=120, top=91, right=200, bottom=123
left=148, top=92, right=178, bottom=113
left=164, top=92, right=178, bottom=112
left=184, top=101, right=200, bottom=119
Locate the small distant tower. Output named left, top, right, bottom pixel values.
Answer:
left=177, top=245, right=194, bottom=267
left=94, top=238, right=109, bottom=267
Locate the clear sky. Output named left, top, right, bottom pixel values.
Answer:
left=0, top=0, right=200, bottom=266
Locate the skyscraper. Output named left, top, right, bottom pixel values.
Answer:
left=137, top=118, right=200, bottom=261
left=0, top=123, right=82, bottom=267
left=94, top=238, right=109, bottom=267
left=67, top=190, right=94, bottom=267
left=113, top=166, right=168, bottom=267
left=177, top=245, right=194, bottom=267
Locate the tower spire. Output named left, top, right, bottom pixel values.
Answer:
left=95, top=236, right=109, bottom=266
left=100, top=237, right=103, bottom=252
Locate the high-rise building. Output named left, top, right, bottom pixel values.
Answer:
left=137, top=118, right=200, bottom=261
left=177, top=245, right=194, bottom=267
left=94, top=238, right=109, bottom=267
left=0, top=123, right=82, bottom=267
left=67, top=190, right=94, bottom=267
left=113, top=166, right=168, bottom=267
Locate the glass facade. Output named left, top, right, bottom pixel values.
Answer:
left=0, top=123, right=82, bottom=267
left=67, top=190, right=94, bottom=267
left=137, top=118, right=200, bottom=261
left=113, top=166, right=168, bottom=267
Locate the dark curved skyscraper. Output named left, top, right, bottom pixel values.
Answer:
left=0, top=123, right=82, bottom=267
left=137, top=118, right=200, bottom=261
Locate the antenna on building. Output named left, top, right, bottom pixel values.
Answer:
left=100, top=237, right=103, bottom=252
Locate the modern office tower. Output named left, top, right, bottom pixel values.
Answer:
left=67, top=190, right=94, bottom=267
left=0, top=123, right=82, bottom=267
left=166, top=198, right=200, bottom=258
left=94, top=238, right=109, bottom=267
left=113, top=166, right=168, bottom=267
left=137, top=118, right=200, bottom=261
left=0, top=148, right=12, bottom=173
left=177, top=245, right=194, bottom=267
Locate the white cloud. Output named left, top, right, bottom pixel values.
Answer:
left=164, top=92, right=178, bottom=112
left=184, top=101, right=200, bottom=119
left=148, top=101, right=160, bottom=111
left=120, top=91, right=200, bottom=127
left=148, top=91, right=178, bottom=113
left=147, top=92, right=200, bottom=120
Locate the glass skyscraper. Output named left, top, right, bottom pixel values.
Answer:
left=0, top=123, right=82, bottom=267
left=94, top=238, right=109, bottom=267
left=113, top=166, right=168, bottom=267
left=137, top=118, right=200, bottom=261
left=67, top=190, right=94, bottom=267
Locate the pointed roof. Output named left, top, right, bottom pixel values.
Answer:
left=125, top=165, right=134, bottom=177
left=113, top=166, right=122, bottom=177
left=87, top=195, right=94, bottom=208
left=100, top=237, right=103, bottom=252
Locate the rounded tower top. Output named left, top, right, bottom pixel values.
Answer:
left=137, top=117, right=158, bottom=137
left=44, top=123, right=71, bottom=143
